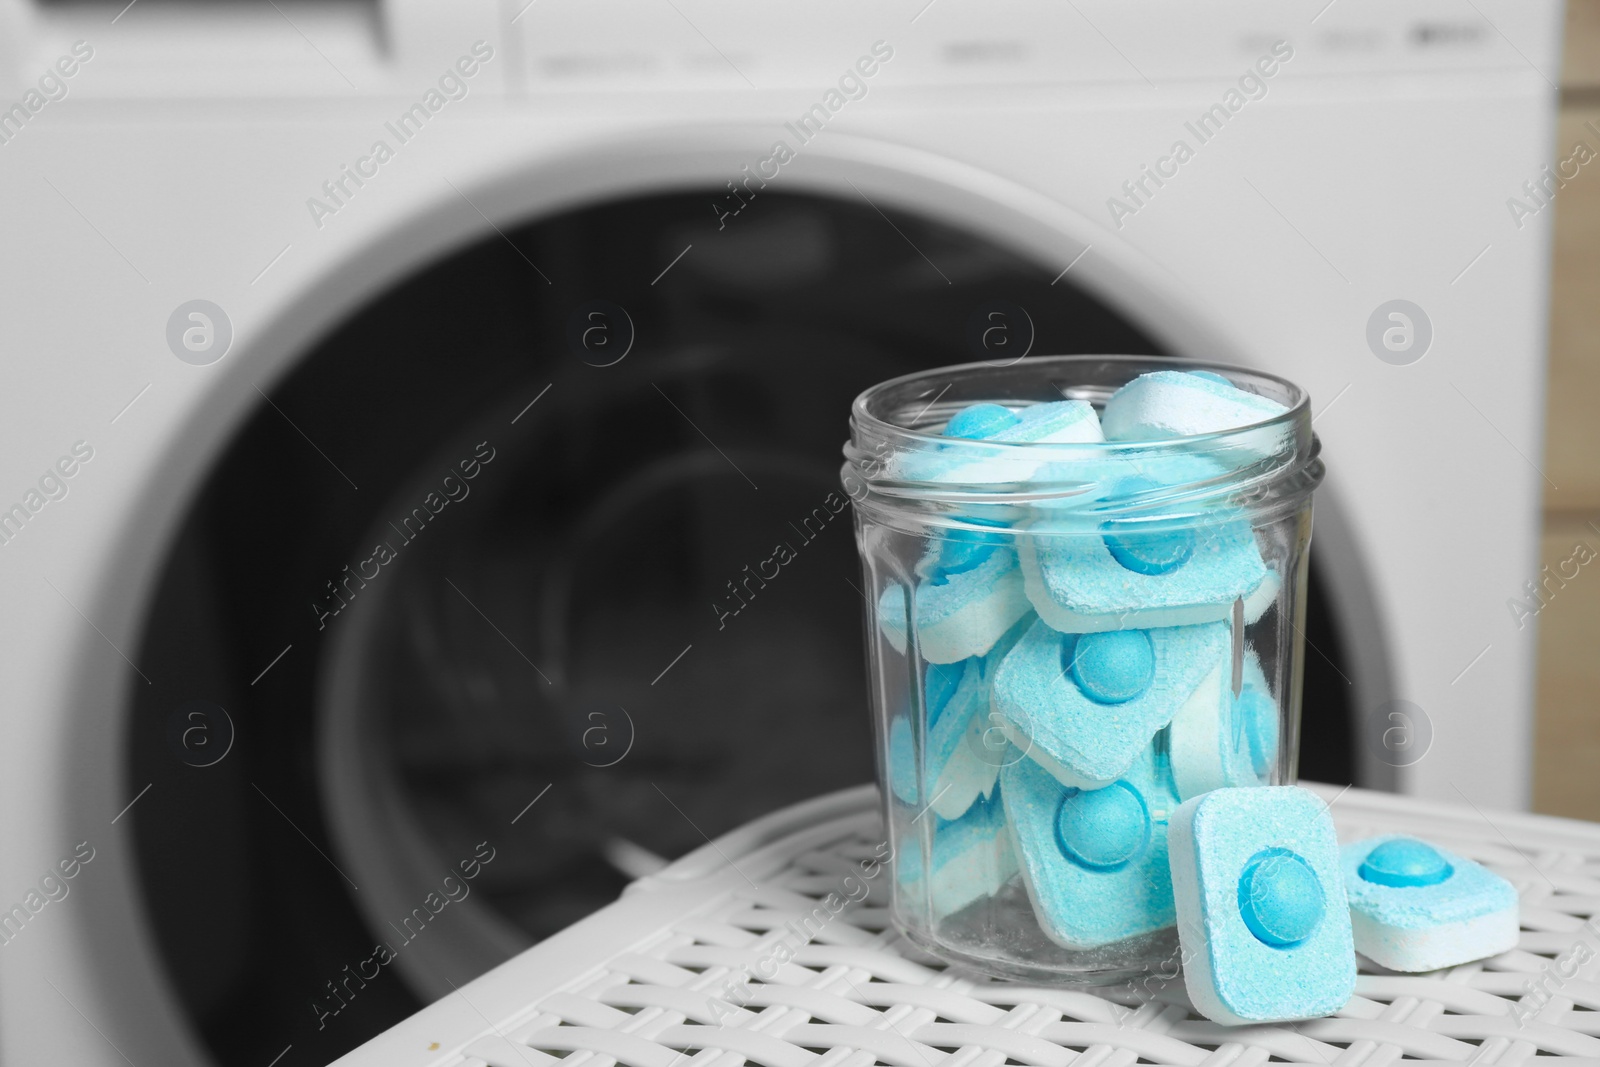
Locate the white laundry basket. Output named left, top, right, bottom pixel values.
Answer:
left=331, top=784, right=1600, bottom=1067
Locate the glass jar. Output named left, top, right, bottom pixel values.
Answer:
left=841, top=355, right=1324, bottom=983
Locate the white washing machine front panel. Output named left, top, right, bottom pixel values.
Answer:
left=0, top=0, right=1560, bottom=1063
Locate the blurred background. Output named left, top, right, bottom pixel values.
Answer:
left=1534, top=0, right=1600, bottom=820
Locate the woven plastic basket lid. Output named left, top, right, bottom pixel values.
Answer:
left=331, top=783, right=1600, bottom=1067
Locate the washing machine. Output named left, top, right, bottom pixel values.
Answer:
left=0, top=0, right=1561, bottom=1063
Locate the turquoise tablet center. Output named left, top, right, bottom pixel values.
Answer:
left=1238, top=847, right=1325, bottom=948
left=943, top=403, right=1020, bottom=439
left=1358, top=837, right=1453, bottom=888
left=1103, top=527, right=1196, bottom=575
left=1054, top=781, right=1151, bottom=870
left=1235, top=687, right=1278, bottom=777
left=1066, top=630, right=1156, bottom=704
left=934, top=525, right=1005, bottom=578
left=924, top=661, right=964, bottom=725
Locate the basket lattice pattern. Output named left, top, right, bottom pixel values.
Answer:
left=421, top=791, right=1600, bottom=1067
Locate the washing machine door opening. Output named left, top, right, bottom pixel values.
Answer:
left=126, top=188, right=1354, bottom=1064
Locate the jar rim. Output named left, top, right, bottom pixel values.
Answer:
left=843, top=355, right=1322, bottom=519
left=850, top=354, right=1309, bottom=453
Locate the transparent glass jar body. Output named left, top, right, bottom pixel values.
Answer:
left=842, top=356, right=1324, bottom=984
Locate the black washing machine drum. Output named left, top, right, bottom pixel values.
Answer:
left=127, top=189, right=1353, bottom=1066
